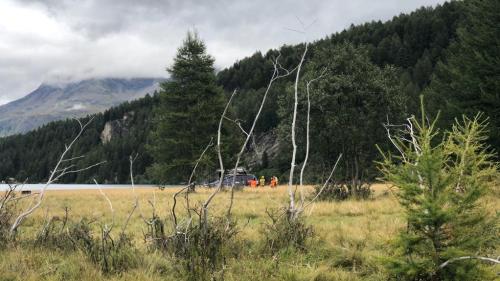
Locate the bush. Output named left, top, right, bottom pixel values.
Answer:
left=34, top=216, right=140, bottom=274
left=313, top=181, right=372, bottom=201
left=0, top=181, right=22, bottom=244
left=33, top=208, right=74, bottom=250
left=0, top=200, right=15, bottom=245
left=147, top=215, right=239, bottom=281
left=261, top=208, right=314, bottom=254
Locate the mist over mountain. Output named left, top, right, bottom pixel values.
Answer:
left=0, top=78, right=162, bottom=136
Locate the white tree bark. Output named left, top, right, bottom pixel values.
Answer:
left=203, top=90, right=238, bottom=213
left=288, top=43, right=308, bottom=216
left=299, top=68, right=327, bottom=207
left=438, top=256, right=500, bottom=269
left=226, top=54, right=299, bottom=216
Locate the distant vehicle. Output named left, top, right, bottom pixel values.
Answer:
left=207, top=174, right=257, bottom=188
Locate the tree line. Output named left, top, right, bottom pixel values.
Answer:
left=1, top=0, right=498, bottom=185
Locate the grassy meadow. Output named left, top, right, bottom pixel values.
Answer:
left=1, top=184, right=498, bottom=281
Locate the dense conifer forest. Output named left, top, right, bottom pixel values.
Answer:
left=0, top=0, right=497, bottom=184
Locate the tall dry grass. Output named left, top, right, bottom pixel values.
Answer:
left=0, top=184, right=497, bottom=280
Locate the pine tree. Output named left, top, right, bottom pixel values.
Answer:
left=426, top=0, right=500, bottom=152
left=147, top=32, right=226, bottom=183
left=378, top=100, right=499, bottom=280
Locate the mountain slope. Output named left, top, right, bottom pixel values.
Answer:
left=0, top=78, right=162, bottom=136
left=0, top=2, right=467, bottom=184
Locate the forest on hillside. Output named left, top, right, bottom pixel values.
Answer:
left=0, top=0, right=498, bottom=186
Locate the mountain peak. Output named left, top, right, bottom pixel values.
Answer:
left=0, top=77, right=163, bottom=136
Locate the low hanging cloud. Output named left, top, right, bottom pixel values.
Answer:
left=0, top=0, right=446, bottom=104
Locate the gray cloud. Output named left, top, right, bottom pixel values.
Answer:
left=1, top=0, right=447, bottom=104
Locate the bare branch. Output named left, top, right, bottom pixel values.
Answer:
left=172, top=137, right=214, bottom=226
left=384, top=116, right=425, bottom=189
left=10, top=117, right=102, bottom=236
left=438, top=256, right=500, bottom=269
left=0, top=182, right=21, bottom=212
left=227, top=52, right=299, bottom=217
left=52, top=161, right=106, bottom=183
left=94, top=179, right=114, bottom=233
left=302, top=153, right=342, bottom=210
left=223, top=116, right=249, bottom=137
left=60, top=155, right=85, bottom=162
left=204, top=90, right=238, bottom=212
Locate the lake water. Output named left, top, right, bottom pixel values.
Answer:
left=0, top=183, right=162, bottom=191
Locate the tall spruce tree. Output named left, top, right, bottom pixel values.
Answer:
left=426, top=0, right=500, bottom=152
left=378, top=101, right=499, bottom=280
left=148, top=32, right=226, bottom=183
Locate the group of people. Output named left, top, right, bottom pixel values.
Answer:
left=248, top=176, right=279, bottom=188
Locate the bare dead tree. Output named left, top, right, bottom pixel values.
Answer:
left=172, top=137, right=214, bottom=227
left=9, top=118, right=104, bottom=236
left=298, top=68, right=327, bottom=206
left=0, top=180, right=26, bottom=213
left=203, top=90, right=238, bottom=221
left=288, top=42, right=308, bottom=218
left=226, top=53, right=300, bottom=217
left=274, top=41, right=341, bottom=219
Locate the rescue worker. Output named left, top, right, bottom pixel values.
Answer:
left=250, top=178, right=257, bottom=188
left=270, top=176, right=277, bottom=188
left=259, top=176, right=265, bottom=187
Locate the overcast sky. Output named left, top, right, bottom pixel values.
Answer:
left=0, top=0, right=447, bottom=105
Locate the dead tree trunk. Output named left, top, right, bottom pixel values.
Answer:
left=225, top=54, right=299, bottom=217
left=288, top=43, right=308, bottom=218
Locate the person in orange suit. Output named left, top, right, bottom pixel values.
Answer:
left=250, top=178, right=257, bottom=188
left=270, top=176, right=277, bottom=188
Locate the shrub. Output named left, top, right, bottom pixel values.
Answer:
left=35, top=216, right=140, bottom=274
left=261, top=208, right=314, bottom=254
left=313, top=181, right=372, bottom=201
left=144, top=215, right=168, bottom=251
left=0, top=198, right=15, bottom=245
left=0, top=180, right=23, bottom=244
left=147, top=215, right=239, bottom=281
